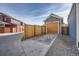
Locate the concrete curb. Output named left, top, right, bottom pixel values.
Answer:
left=43, top=35, right=58, bottom=56
left=0, top=32, right=23, bottom=36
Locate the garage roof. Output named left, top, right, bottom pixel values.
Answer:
left=44, top=13, right=63, bottom=22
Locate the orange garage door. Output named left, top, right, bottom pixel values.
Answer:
left=47, top=22, right=59, bottom=33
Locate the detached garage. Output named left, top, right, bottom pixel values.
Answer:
left=44, top=13, right=63, bottom=34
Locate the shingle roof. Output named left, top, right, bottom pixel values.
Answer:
left=44, top=13, right=63, bottom=22
left=0, top=12, right=25, bottom=24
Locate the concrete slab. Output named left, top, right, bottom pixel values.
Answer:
left=0, top=33, right=24, bottom=56
left=46, top=35, right=79, bottom=56
left=22, top=34, right=57, bottom=56
left=22, top=39, right=49, bottom=56
left=0, top=33, right=57, bottom=56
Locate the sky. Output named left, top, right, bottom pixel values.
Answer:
left=0, top=3, right=72, bottom=25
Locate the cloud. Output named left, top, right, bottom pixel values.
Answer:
left=24, top=3, right=72, bottom=24
left=44, top=3, right=72, bottom=24
left=54, top=4, right=72, bottom=24
left=0, top=3, right=72, bottom=25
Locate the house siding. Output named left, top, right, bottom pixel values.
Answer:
left=11, top=19, right=21, bottom=25
left=68, top=4, right=76, bottom=45
left=0, top=13, right=24, bottom=33
left=45, top=16, right=60, bottom=24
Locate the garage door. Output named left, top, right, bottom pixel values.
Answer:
left=47, top=22, right=59, bottom=33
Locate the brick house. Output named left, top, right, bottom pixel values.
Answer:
left=0, top=12, right=24, bottom=33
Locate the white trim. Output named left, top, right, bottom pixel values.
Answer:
left=46, top=21, right=60, bottom=34
left=51, top=14, right=63, bottom=19
left=60, top=19, right=62, bottom=34
left=76, top=4, right=79, bottom=49
left=0, top=32, right=23, bottom=36
left=76, top=4, right=78, bottom=48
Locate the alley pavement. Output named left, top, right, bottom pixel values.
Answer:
left=22, top=34, right=57, bottom=56
left=46, top=35, right=79, bottom=56
left=0, top=33, right=79, bottom=56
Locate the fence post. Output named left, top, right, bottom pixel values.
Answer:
left=24, top=24, right=27, bottom=40
left=22, top=24, right=26, bottom=39
left=34, top=25, right=36, bottom=36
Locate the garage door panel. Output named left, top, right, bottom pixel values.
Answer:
left=47, top=22, right=58, bottom=33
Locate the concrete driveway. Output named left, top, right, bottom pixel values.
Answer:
left=46, top=35, right=79, bottom=56
left=0, top=33, right=24, bottom=56
left=22, top=34, right=57, bottom=56
left=0, top=33, right=57, bottom=56
left=1, top=33, right=79, bottom=56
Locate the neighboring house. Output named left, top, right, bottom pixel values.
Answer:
left=0, top=12, right=24, bottom=33
left=44, top=13, right=63, bottom=34
left=68, top=3, right=79, bottom=49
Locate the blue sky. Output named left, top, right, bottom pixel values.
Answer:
left=0, top=3, right=72, bottom=25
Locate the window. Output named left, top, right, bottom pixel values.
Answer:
left=20, top=22, right=23, bottom=25
left=0, top=15, right=3, bottom=21
left=0, top=23, right=4, bottom=27
left=5, top=17, right=11, bottom=23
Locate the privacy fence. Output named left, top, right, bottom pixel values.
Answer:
left=24, top=24, right=46, bottom=39
left=61, top=26, right=69, bottom=35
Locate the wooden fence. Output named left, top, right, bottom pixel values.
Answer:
left=61, top=27, right=69, bottom=35
left=24, top=24, right=46, bottom=39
